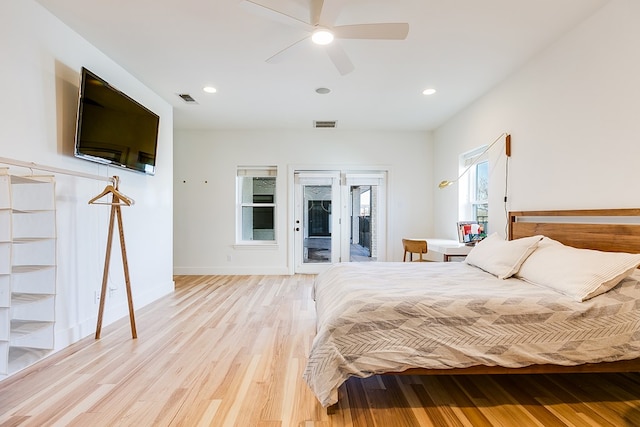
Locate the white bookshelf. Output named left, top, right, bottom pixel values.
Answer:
left=0, top=169, right=56, bottom=378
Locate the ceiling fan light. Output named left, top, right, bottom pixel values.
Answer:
left=312, top=29, right=334, bottom=45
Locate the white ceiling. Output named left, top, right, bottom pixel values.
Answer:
left=34, top=0, right=608, bottom=131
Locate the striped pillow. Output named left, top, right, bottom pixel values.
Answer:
left=464, top=232, right=543, bottom=279
left=516, top=237, right=640, bottom=301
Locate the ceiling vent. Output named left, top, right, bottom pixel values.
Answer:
left=178, top=93, right=198, bottom=103
left=314, top=120, right=337, bottom=129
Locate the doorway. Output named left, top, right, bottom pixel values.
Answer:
left=294, top=172, right=340, bottom=273
left=293, top=170, right=386, bottom=274
left=349, top=185, right=374, bottom=261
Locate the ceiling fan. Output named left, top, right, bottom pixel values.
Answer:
left=242, top=0, right=409, bottom=75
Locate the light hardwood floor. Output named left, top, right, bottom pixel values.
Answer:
left=1, top=274, right=640, bottom=426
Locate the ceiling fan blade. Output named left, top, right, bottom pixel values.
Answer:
left=310, top=0, right=323, bottom=26
left=325, top=41, right=354, bottom=75
left=334, top=23, right=409, bottom=40
left=241, top=0, right=313, bottom=32
left=316, top=0, right=345, bottom=26
left=266, top=36, right=311, bottom=63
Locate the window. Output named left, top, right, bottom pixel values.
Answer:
left=237, top=167, right=277, bottom=243
left=471, top=160, right=488, bottom=235
left=459, top=147, right=489, bottom=237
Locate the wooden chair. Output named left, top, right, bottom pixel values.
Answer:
left=402, top=239, right=428, bottom=262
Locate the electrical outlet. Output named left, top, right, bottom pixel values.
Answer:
left=227, top=254, right=232, bottom=261
left=94, top=290, right=101, bottom=304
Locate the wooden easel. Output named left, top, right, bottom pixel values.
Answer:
left=89, top=176, right=137, bottom=339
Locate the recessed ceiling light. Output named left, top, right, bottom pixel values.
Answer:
left=203, top=86, right=217, bottom=93
left=315, top=87, right=331, bottom=94
left=422, top=88, right=436, bottom=95
left=312, top=29, right=334, bottom=45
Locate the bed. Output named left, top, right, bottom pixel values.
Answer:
left=303, top=208, right=640, bottom=408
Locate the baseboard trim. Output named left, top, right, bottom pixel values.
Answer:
left=173, top=266, right=291, bottom=275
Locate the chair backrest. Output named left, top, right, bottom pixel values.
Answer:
left=402, top=239, right=428, bottom=262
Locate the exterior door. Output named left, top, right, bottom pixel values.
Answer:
left=293, top=170, right=387, bottom=273
left=294, top=172, right=341, bottom=273
left=341, top=173, right=387, bottom=263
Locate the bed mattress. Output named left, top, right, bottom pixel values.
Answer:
left=303, top=262, right=640, bottom=407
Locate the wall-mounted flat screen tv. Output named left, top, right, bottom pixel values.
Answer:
left=74, top=67, right=159, bottom=175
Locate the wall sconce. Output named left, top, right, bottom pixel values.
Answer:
left=438, top=133, right=511, bottom=189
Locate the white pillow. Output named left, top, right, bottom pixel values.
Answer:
left=516, top=237, right=640, bottom=301
left=464, top=233, right=543, bottom=279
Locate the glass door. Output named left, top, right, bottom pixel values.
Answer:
left=342, top=173, right=387, bottom=263
left=294, top=172, right=341, bottom=273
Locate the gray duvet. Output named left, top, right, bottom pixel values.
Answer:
left=303, top=262, right=640, bottom=406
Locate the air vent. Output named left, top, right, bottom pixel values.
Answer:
left=178, top=93, right=198, bottom=103
left=314, top=120, right=337, bottom=128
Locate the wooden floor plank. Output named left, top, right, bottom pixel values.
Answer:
left=1, top=274, right=640, bottom=426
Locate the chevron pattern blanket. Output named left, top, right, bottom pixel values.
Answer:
left=303, top=262, right=640, bottom=406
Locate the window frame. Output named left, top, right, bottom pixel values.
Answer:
left=236, top=166, right=277, bottom=246
left=459, top=146, right=489, bottom=236
left=469, top=159, right=488, bottom=234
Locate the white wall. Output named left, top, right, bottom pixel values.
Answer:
left=0, top=0, right=174, bottom=356
left=174, top=129, right=433, bottom=274
left=433, top=0, right=640, bottom=240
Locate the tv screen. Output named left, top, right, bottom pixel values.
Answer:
left=74, top=67, right=159, bottom=175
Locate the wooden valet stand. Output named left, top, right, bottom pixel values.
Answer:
left=88, top=176, right=137, bottom=339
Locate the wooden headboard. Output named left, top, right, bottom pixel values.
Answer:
left=509, top=208, right=640, bottom=254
